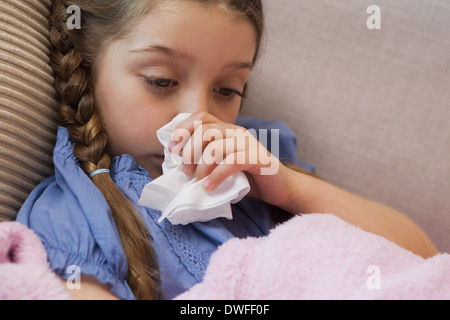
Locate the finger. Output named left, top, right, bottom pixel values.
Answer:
left=194, top=137, right=233, bottom=180
left=169, top=111, right=220, bottom=153
left=203, top=151, right=257, bottom=191
left=193, top=125, right=262, bottom=182
left=179, top=124, right=213, bottom=175
left=181, top=123, right=238, bottom=175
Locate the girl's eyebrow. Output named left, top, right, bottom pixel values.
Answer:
left=129, top=44, right=194, bottom=61
left=129, top=44, right=253, bottom=71
left=224, top=61, right=253, bottom=71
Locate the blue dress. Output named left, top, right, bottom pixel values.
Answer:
left=17, top=116, right=314, bottom=300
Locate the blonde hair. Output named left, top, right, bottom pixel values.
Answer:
left=49, top=0, right=264, bottom=300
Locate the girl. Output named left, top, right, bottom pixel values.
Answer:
left=17, top=0, right=437, bottom=300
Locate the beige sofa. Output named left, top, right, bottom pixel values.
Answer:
left=242, top=0, right=450, bottom=252
left=1, top=0, right=449, bottom=252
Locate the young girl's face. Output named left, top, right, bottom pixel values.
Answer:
left=94, top=1, right=257, bottom=178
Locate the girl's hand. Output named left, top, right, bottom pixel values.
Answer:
left=168, top=111, right=296, bottom=210
left=167, top=113, right=440, bottom=259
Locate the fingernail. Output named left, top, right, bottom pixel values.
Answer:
left=203, top=178, right=212, bottom=190
left=168, top=141, right=177, bottom=152
left=182, top=165, right=192, bottom=175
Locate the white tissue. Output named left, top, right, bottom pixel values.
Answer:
left=137, top=113, right=250, bottom=225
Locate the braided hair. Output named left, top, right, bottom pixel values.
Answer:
left=48, top=0, right=265, bottom=299
left=49, top=0, right=160, bottom=300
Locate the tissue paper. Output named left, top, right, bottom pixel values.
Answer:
left=138, top=113, right=250, bottom=225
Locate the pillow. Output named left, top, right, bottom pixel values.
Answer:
left=0, top=0, right=59, bottom=221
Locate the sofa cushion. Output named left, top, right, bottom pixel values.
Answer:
left=0, top=0, right=58, bottom=221
left=242, top=0, right=450, bottom=252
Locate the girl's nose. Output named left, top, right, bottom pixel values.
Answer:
left=179, top=89, right=209, bottom=114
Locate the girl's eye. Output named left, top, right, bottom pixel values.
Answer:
left=214, top=87, right=244, bottom=99
left=143, top=77, right=179, bottom=91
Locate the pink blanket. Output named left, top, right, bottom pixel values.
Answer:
left=0, top=222, right=72, bottom=300
left=176, top=214, right=450, bottom=300
left=2, top=215, right=450, bottom=300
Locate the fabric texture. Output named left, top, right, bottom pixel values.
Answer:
left=0, top=0, right=59, bottom=222
left=242, top=0, right=450, bottom=252
left=5, top=213, right=450, bottom=300
left=17, top=119, right=304, bottom=300
left=176, top=214, right=450, bottom=300
left=0, top=221, right=72, bottom=300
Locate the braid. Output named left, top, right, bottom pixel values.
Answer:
left=49, top=0, right=160, bottom=300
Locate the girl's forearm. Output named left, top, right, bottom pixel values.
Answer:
left=280, top=170, right=439, bottom=258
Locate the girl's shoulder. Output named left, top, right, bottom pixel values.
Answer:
left=16, top=127, right=138, bottom=256
left=16, top=127, right=136, bottom=299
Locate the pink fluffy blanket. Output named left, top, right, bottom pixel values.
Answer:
left=2, top=214, right=450, bottom=300
left=176, top=214, right=450, bottom=300
left=0, top=222, right=72, bottom=300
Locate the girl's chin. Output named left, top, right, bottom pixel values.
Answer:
left=147, top=156, right=164, bottom=178
left=137, top=156, right=164, bottom=179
